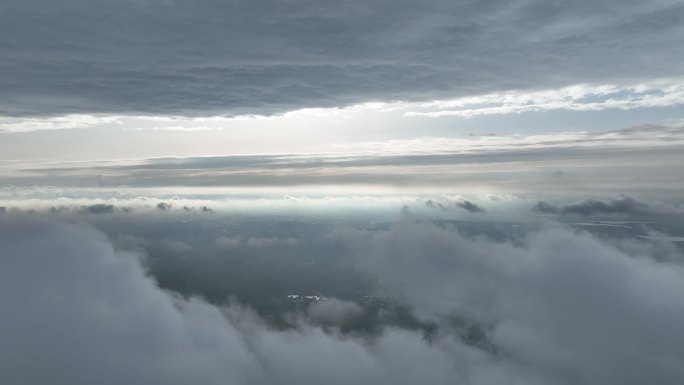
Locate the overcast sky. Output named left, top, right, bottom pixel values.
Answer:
left=2, top=0, right=684, bottom=116
left=4, top=3, right=684, bottom=384
left=1, top=0, right=683, bottom=198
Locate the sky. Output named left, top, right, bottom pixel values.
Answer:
left=1, top=0, right=684, bottom=200
left=2, top=0, right=684, bottom=116
left=2, top=1, right=684, bottom=385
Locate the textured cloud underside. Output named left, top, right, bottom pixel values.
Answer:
left=1, top=0, right=683, bottom=116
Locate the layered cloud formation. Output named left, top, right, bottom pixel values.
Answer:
left=0, top=122, right=681, bottom=203
left=2, top=219, right=684, bottom=385
left=1, top=0, right=683, bottom=116
left=2, top=2, right=683, bottom=383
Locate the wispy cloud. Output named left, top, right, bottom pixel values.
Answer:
left=0, top=115, right=122, bottom=133
left=3, top=80, right=683, bottom=133
left=1, top=123, right=683, bottom=197
left=404, top=81, right=684, bottom=118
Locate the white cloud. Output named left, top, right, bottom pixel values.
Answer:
left=4, top=217, right=684, bottom=384
left=331, top=221, right=684, bottom=384
left=0, top=220, right=539, bottom=385
left=404, top=80, right=684, bottom=118
left=0, top=115, right=122, bottom=133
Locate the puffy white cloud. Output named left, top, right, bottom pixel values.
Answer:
left=0, top=221, right=258, bottom=385
left=0, top=219, right=535, bottom=385
left=332, top=221, right=684, bottom=384
left=3, top=218, right=684, bottom=385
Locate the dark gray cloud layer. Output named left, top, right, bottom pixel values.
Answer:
left=1, top=0, right=683, bottom=116
left=534, top=196, right=665, bottom=216
left=426, top=199, right=486, bottom=213
left=82, top=203, right=115, bottom=214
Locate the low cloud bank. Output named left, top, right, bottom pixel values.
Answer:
left=425, top=199, right=487, bottom=213
left=1, top=219, right=684, bottom=385
left=533, top=196, right=680, bottom=217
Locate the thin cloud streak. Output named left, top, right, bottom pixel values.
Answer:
left=1, top=124, right=681, bottom=195
left=404, top=81, right=684, bottom=118
left=1, top=80, right=683, bottom=133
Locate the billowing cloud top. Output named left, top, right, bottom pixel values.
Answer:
left=1, top=0, right=683, bottom=116
left=3, top=217, right=684, bottom=385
